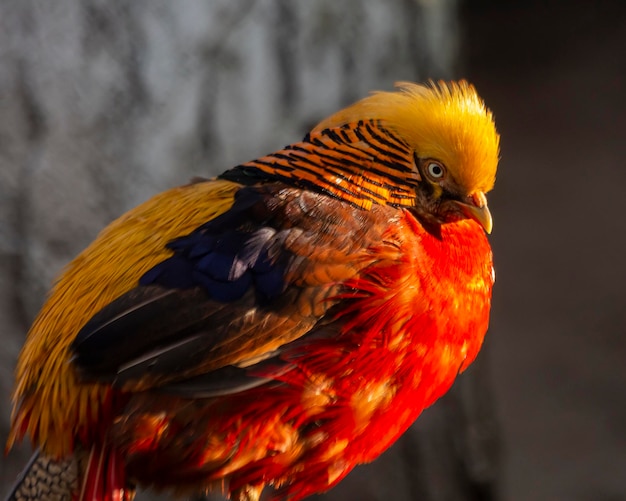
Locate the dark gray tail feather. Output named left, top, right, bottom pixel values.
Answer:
left=4, top=450, right=78, bottom=501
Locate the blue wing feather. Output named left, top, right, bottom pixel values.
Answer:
left=139, top=188, right=289, bottom=303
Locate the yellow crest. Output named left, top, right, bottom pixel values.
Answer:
left=314, top=81, right=500, bottom=194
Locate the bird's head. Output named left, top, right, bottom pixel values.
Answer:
left=314, top=81, right=500, bottom=233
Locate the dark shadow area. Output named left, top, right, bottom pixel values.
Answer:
left=462, top=1, right=626, bottom=499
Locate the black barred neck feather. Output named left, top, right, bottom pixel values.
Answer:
left=220, top=120, right=421, bottom=211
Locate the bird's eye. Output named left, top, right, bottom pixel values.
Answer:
left=427, top=161, right=445, bottom=179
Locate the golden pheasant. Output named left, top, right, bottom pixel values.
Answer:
left=6, top=80, right=499, bottom=501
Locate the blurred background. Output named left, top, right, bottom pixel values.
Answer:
left=1, top=1, right=625, bottom=500
left=464, top=1, right=626, bottom=499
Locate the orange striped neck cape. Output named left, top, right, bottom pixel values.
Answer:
left=221, top=119, right=421, bottom=211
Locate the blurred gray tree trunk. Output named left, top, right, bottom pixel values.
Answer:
left=0, top=1, right=500, bottom=500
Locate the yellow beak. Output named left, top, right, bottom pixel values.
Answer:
left=454, top=191, right=493, bottom=234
